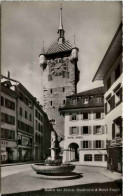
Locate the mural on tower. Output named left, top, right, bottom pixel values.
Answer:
left=39, top=6, right=79, bottom=137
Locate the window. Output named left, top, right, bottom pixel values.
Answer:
left=94, top=126, right=102, bottom=134
left=20, top=107, right=23, bottom=116
left=115, top=64, right=121, bottom=81
left=5, top=99, right=15, bottom=110
left=112, top=117, right=122, bottom=139
left=83, top=97, right=88, bottom=104
left=84, top=154, right=92, bottom=161
left=35, top=120, right=38, bottom=130
left=35, top=109, right=38, bottom=118
left=115, top=89, right=122, bottom=106
left=107, top=77, right=111, bottom=90
left=96, top=112, right=101, bottom=119
left=96, top=96, right=102, bottom=103
left=71, top=114, right=76, bottom=121
left=71, top=99, right=77, bottom=105
left=1, top=113, right=15, bottom=125
left=50, top=101, right=52, bottom=106
left=50, top=89, right=52, bottom=94
left=29, top=114, right=32, bottom=121
left=96, top=140, right=101, bottom=148
left=25, top=111, right=27, bottom=119
left=63, top=100, right=66, bottom=105
left=1, top=96, right=4, bottom=106
left=94, top=154, right=102, bottom=161
left=71, top=127, right=77, bottom=135
left=107, top=98, right=112, bottom=113
left=83, top=141, right=88, bottom=148
left=63, top=87, right=65, bottom=92
left=83, top=126, right=88, bottom=134
left=83, top=113, right=88, bottom=120
left=8, top=130, right=15, bottom=140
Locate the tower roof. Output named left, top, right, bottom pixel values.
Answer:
left=46, top=40, right=72, bottom=55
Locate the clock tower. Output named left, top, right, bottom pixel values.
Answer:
left=39, top=6, right=79, bottom=138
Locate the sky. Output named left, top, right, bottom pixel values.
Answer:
left=1, top=1, right=121, bottom=104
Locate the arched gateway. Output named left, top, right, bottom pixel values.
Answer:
left=63, top=142, right=79, bottom=163
left=68, top=143, right=79, bottom=161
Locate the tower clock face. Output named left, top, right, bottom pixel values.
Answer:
left=49, top=58, right=69, bottom=76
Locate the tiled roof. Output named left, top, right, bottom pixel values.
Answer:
left=67, top=87, right=104, bottom=98
left=46, top=40, right=72, bottom=55
left=59, top=102, right=104, bottom=111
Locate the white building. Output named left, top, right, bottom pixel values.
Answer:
left=93, top=23, right=122, bottom=172
left=59, top=87, right=107, bottom=167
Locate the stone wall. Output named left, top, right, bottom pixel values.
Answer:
left=42, top=57, right=77, bottom=137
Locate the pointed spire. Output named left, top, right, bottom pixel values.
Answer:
left=74, top=35, right=76, bottom=47
left=58, top=3, right=65, bottom=43
left=59, top=3, right=63, bottom=30
left=41, top=41, right=45, bottom=54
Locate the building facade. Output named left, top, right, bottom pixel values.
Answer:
left=39, top=7, right=79, bottom=138
left=33, top=104, right=44, bottom=161
left=1, top=81, right=17, bottom=163
left=93, top=23, right=122, bottom=172
left=16, top=83, right=34, bottom=162
left=1, top=75, right=52, bottom=163
left=60, top=87, right=107, bottom=167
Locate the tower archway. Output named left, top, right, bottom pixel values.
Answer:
left=68, top=143, right=79, bottom=162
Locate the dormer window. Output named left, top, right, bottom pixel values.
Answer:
left=71, top=98, right=77, bottom=105
left=83, top=97, right=89, bottom=104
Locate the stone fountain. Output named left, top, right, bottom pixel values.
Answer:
left=31, top=131, right=76, bottom=178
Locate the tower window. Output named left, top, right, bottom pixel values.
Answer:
left=50, top=89, right=52, bottom=94
left=63, top=100, right=66, bottom=105
left=63, top=87, right=65, bottom=92
left=50, top=101, right=52, bottom=106
left=25, top=111, right=27, bottom=119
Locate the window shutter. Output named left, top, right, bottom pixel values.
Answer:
left=111, top=95, right=115, bottom=110
left=120, top=87, right=122, bottom=103
left=88, top=113, right=91, bottom=120
left=93, top=113, right=96, bottom=119
left=69, top=127, right=72, bottom=135
left=105, top=103, right=107, bottom=115
left=112, top=123, right=115, bottom=139
left=77, top=114, right=79, bottom=120
left=101, top=113, right=105, bottom=119
left=88, top=126, right=92, bottom=134
left=77, top=127, right=79, bottom=135
left=93, top=126, right=96, bottom=134
left=93, top=140, right=96, bottom=148
left=101, top=140, right=105, bottom=148
left=81, top=127, right=83, bottom=135
left=69, top=115, right=72, bottom=121
left=81, top=141, right=83, bottom=148
left=81, top=114, right=83, bottom=120
left=102, top=126, right=105, bottom=134
left=89, top=141, right=91, bottom=149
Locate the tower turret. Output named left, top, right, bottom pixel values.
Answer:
left=71, top=35, right=79, bottom=62
left=39, top=41, right=47, bottom=70
left=57, top=5, right=65, bottom=44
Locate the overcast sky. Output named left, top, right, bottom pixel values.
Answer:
left=1, top=1, right=121, bottom=104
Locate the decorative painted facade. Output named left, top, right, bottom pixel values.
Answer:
left=60, top=87, right=107, bottom=167
left=93, top=22, right=122, bottom=172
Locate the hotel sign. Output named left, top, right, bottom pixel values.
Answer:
left=67, top=136, right=83, bottom=139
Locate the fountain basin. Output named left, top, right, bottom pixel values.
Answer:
left=31, top=163, right=75, bottom=174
